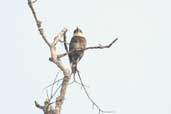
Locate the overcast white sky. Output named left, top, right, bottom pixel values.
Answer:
left=0, top=0, right=171, bottom=114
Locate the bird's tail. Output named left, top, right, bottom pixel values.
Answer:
left=71, top=63, right=77, bottom=80
left=71, top=63, right=77, bottom=74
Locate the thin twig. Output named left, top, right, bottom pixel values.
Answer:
left=68, top=75, right=89, bottom=88
left=69, top=80, right=89, bottom=88
left=58, top=38, right=118, bottom=58
left=77, top=71, right=115, bottom=114
left=46, top=90, right=50, bottom=100
left=52, top=84, right=62, bottom=99
left=44, top=78, right=63, bottom=90
left=63, top=31, right=69, bottom=53
left=50, top=74, right=59, bottom=100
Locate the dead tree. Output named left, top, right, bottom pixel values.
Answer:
left=27, top=0, right=118, bottom=114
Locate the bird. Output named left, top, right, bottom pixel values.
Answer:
left=69, top=27, right=87, bottom=76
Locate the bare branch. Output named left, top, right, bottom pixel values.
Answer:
left=50, top=74, right=59, bottom=100
left=51, top=28, right=67, bottom=46
left=69, top=80, right=89, bottom=88
left=52, top=84, right=62, bottom=99
left=49, top=28, right=67, bottom=62
left=28, top=0, right=51, bottom=47
left=63, top=31, right=69, bottom=53
left=85, top=38, right=118, bottom=49
left=44, top=78, right=63, bottom=90
left=63, top=31, right=71, bottom=63
left=77, top=71, right=115, bottom=114
left=68, top=74, right=89, bottom=88
left=58, top=38, right=118, bottom=58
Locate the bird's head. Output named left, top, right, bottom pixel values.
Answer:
left=73, top=27, right=84, bottom=37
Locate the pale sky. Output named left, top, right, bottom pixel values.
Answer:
left=0, top=0, right=171, bottom=114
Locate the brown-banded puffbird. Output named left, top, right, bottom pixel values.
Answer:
left=69, top=27, right=87, bottom=76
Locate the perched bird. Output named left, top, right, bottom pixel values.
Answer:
left=69, top=27, right=87, bottom=75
